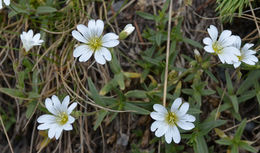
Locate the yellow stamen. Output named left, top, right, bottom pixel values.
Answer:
left=57, top=112, right=68, bottom=125
left=88, top=37, right=102, bottom=51
left=165, top=112, right=178, bottom=126
left=212, top=42, right=223, bottom=54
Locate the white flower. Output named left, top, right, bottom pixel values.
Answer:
left=0, top=0, right=10, bottom=9
left=203, top=25, right=241, bottom=64
left=232, top=36, right=258, bottom=68
left=37, top=95, right=77, bottom=140
left=72, top=19, right=119, bottom=65
left=20, top=30, right=44, bottom=52
left=150, top=98, right=195, bottom=144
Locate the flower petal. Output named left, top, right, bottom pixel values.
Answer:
left=102, top=33, right=119, bottom=42
left=96, top=19, right=104, bottom=37
left=178, top=102, right=189, bottom=116
left=155, top=122, right=169, bottom=137
left=204, top=45, right=214, bottom=53
left=94, top=50, right=106, bottom=65
left=79, top=49, right=93, bottom=62
left=48, top=125, right=57, bottom=139
left=177, top=121, right=195, bottom=130
left=171, top=98, right=182, bottom=112
left=153, top=104, right=167, bottom=114
left=102, top=40, right=119, bottom=48
left=45, top=98, right=57, bottom=115
left=100, top=47, right=112, bottom=61
left=73, top=45, right=88, bottom=57
left=207, top=25, right=218, bottom=41
left=63, top=124, right=73, bottom=131
left=37, top=114, right=56, bottom=123
left=62, top=95, right=70, bottom=110
left=68, top=102, right=77, bottom=114
left=77, top=24, right=91, bottom=40
left=151, top=121, right=161, bottom=132
left=181, top=114, right=196, bottom=122
left=37, top=123, right=51, bottom=130
left=165, top=127, right=174, bottom=144
left=172, top=125, right=181, bottom=144
left=150, top=112, right=165, bottom=121
left=68, top=115, right=75, bottom=124
left=4, top=0, right=10, bottom=5
left=242, top=43, right=254, bottom=51
left=232, top=35, right=241, bottom=49
left=52, top=95, right=61, bottom=109
left=218, top=30, right=231, bottom=44
left=203, top=37, right=212, bottom=45
left=72, top=30, right=87, bottom=43
left=55, top=127, right=63, bottom=140
left=88, top=19, right=97, bottom=36
left=233, top=61, right=241, bottom=68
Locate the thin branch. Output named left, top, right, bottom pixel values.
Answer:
left=163, top=0, right=173, bottom=107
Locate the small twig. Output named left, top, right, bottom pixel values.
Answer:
left=0, top=115, right=14, bottom=153
left=248, top=0, right=260, bottom=38
left=162, top=0, right=173, bottom=107
left=223, top=114, right=260, bottom=133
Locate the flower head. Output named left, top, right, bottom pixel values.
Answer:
left=119, top=24, right=135, bottom=39
left=232, top=36, right=258, bottom=68
left=150, top=98, right=195, bottom=144
left=20, top=30, right=44, bottom=52
left=0, top=0, right=10, bottom=9
left=72, top=19, right=119, bottom=65
left=37, top=95, right=77, bottom=140
left=203, top=25, right=240, bottom=64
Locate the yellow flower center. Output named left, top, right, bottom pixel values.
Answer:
left=56, top=112, right=68, bottom=125
left=165, top=112, right=178, bottom=126
left=88, top=37, right=102, bottom=52
left=212, top=41, right=223, bottom=54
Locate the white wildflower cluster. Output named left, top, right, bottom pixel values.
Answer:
left=26, top=19, right=134, bottom=140
left=150, top=98, right=195, bottom=144
left=203, top=25, right=258, bottom=68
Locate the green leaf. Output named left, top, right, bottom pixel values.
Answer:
left=26, top=101, right=37, bottom=119
left=87, top=78, right=105, bottom=106
left=201, top=89, right=216, bottom=96
left=200, top=120, right=226, bottom=135
left=204, top=69, right=219, bottom=83
left=115, top=73, right=125, bottom=90
left=231, top=144, right=239, bottom=153
left=93, top=110, right=108, bottom=131
left=215, top=138, right=232, bottom=145
left=234, top=119, right=246, bottom=141
left=182, top=38, right=203, bottom=49
left=237, top=70, right=260, bottom=95
left=125, top=90, right=147, bottom=99
left=99, top=79, right=117, bottom=95
left=229, top=94, right=239, bottom=113
left=239, top=141, right=257, bottom=153
left=225, top=70, right=233, bottom=93
left=109, top=49, right=121, bottom=74
left=194, top=135, right=208, bottom=153
left=155, top=33, right=162, bottom=46
left=123, top=102, right=150, bottom=115
left=0, top=88, right=26, bottom=99
left=36, top=6, right=57, bottom=14
left=136, top=11, right=155, bottom=20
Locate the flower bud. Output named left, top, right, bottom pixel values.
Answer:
left=119, top=24, right=135, bottom=39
